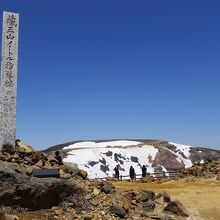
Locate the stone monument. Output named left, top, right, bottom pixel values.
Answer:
left=0, top=11, right=19, bottom=148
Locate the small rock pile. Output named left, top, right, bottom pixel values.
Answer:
left=0, top=143, right=87, bottom=179
left=179, top=159, right=220, bottom=179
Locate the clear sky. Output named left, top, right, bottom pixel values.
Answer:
left=0, top=1, right=220, bottom=150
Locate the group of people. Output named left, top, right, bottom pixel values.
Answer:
left=113, top=164, right=148, bottom=181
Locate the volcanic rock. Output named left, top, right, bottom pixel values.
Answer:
left=78, top=169, right=88, bottom=179
left=164, top=200, right=189, bottom=217
left=0, top=162, right=84, bottom=210
left=157, top=191, right=171, bottom=203
left=110, top=204, right=126, bottom=218
left=100, top=181, right=115, bottom=194
left=142, top=199, right=155, bottom=212
left=1, top=143, right=15, bottom=155
left=142, top=176, right=155, bottom=183
left=180, top=160, right=220, bottom=179
left=16, top=141, right=33, bottom=153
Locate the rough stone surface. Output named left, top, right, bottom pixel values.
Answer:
left=141, top=190, right=156, bottom=201
left=0, top=148, right=191, bottom=220
left=5, top=214, right=19, bottom=220
left=157, top=191, right=171, bottom=203
left=180, top=160, right=220, bottom=179
left=110, top=205, right=126, bottom=218
left=78, top=169, right=88, bottom=179
left=0, top=163, right=84, bottom=210
left=63, top=162, right=79, bottom=176
left=0, top=12, right=19, bottom=149
left=100, top=181, right=115, bottom=194
left=164, top=200, right=189, bottom=217
left=142, top=199, right=155, bottom=212
left=142, top=176, right=155, bottom=183
left=16, top=141, right=33, bottom=153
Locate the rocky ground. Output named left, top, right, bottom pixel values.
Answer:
left=179, top=159, right=220, bottom=180
left=0, top=144, right=191, bottom=220
left=114, top=177, right=220, bottom=220
left=113, top=159, right=220, bottom=220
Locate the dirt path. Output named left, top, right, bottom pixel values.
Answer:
left=113, top=178, right=220, bottom=220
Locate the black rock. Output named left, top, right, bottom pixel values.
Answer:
left=143, top=199, right=155, bottom=212
left=0, top=161, right=85, bottom=210
left=100, top=181, right=115, bottom=194
left=110, top=205, right=126, bottom=218
left=141, top=190, right=156, bottom=201
left=158, top=191, right=171, bottom=203
left=164, top=200, right=189, bottom=217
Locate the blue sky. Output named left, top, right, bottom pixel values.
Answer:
left=0, top=1, right=220, bottom=150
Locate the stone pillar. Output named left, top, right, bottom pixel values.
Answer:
left=0, top=11, right=19, bottom=148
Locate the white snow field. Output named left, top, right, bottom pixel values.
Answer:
left=63, top=140, right=193, bottom=179
left=63, top=140, right=158, bottom=178
left=63, top=140, right=142, bottom=150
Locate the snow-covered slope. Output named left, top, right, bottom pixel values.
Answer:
left=63, top=140, right=142, bottom=150
left=45, top=139, right=220, bottom=179
left=167, top=142, right=192, bottom=167
left=61, top=140, right=195, bottom=178
left=64, top=140, right=158, bottom=178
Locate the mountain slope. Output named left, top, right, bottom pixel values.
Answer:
left=45, top=139, right=220, bottom=179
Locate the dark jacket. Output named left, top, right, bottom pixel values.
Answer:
left=129, top=166, right=135, bottom=179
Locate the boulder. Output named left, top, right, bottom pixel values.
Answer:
left=142, top=199, right=155, bottom=212
left=78, top=169, right=88, bottom=179
left=93, top=187, right=100, bottom=195
left=157, top=191, right=171, bottom=203
left=26, top=166, right=34, bottom=176
left=83, top=215, right=92, bottom=220
left=89, top=199, right=99, bottom=206
left=1, top=143, right=15, bottom=155
left=16, top=141, right=33, bottom=153
left=100, top=181, right=115, bottom=194
left=141, top=190, right=156, bottom=201
left=59, top=169, right=71, bottom=179
left=110, top=205, right=126, bottom=218
left=54, top=208, right=63, bottom=215
left=35, top=160, right=44, bottom=168
left=122, top=200, right=130, bottom=213
left=62, top=162, right=79, bottom=176
left=164, top=200, right=189, bottom=217
left=0, top=160, right=26, bottom=175
left=0, top=161, right=84, bottom=210
left=142, top=176, right=155, bottom=183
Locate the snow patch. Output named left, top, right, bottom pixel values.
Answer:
left=168, top=142, right=192, bottom=167
left=63, top=142, right=158, bottom=179
left=64, top=140, right=142, bottom=150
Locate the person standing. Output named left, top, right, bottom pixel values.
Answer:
left=114, top=165, right=120, bottom=180
left=142, top=165, right=147, bottom=177
left=129, top=166, right=136, bottom=181
left=54, top=151, right=63, bottom=165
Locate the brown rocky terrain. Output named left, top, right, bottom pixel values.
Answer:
left=114, top=177, right=220, bottom=220
left=179, top=159, right=220, bottom=179
left=0, top=144, right=191, bottom=220
left=113, top=159, right=220, bottom=220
